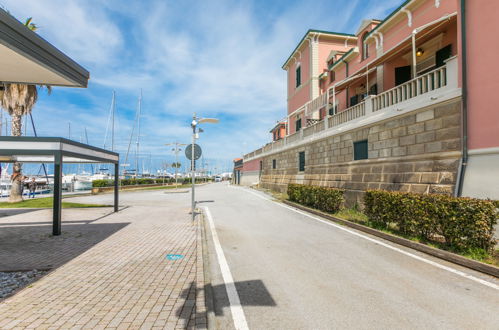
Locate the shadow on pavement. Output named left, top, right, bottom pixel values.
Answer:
left=0, top=222, right=129, bottom=271
left=0, top=209, right=40, bottom=218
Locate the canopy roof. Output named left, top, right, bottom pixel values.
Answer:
left=0, top=9, right=89, bottom=87
left=0, top=137, right=119, bottom=164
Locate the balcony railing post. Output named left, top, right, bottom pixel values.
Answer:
left=364, top=95, right=374, bottom=116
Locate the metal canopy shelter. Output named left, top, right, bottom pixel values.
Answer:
left=0, top=8, right=90, bottom=87
left=0, top=137, right=119, bottom=235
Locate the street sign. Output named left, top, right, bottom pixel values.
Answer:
left=185, top=144, right=202, bottom=160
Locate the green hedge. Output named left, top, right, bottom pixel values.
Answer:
left=364, top=190, right=498, bottom=251
left=287, top=184, right=344, bottom=213
left=92, top=177, right=210, bottom=188
left=92, top=179, right=114, bottom=187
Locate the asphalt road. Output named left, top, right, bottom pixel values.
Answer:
left=198, top=183, right=499, bottom=330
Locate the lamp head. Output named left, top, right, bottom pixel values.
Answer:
left=198, top=118, right=219, bottom=124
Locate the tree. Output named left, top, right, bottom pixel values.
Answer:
left=171, top=162, right=182, bottom=169
left=0, top=18, right=51, bottom=202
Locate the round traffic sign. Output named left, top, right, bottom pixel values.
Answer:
left=185, top=144, right=202, bottom=160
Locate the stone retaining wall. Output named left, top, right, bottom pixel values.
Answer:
left=259, top=98, right=462, bottom=206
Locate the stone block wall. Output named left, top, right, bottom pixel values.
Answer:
left=259, top=98, right=462, bottom=206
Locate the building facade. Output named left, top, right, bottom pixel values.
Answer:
left=239, top=0, right=499, bottom=204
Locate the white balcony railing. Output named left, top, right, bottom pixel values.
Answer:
left=328, top=101, right=365, bottom=128
left=306, top=93, right=328, bottom=118
left=244, top=57, right=458, bottom=161
left=372, top=65, right=447, bottom=112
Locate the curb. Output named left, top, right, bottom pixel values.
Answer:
left=282, top=200, right=499, bottom=279
left=200, top=212, right=216, bottom=330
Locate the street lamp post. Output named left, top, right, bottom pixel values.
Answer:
left=165, top=141, right=186, bottom=189
left=190, top=113, right=219, bottom=221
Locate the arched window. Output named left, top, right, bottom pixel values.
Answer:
left=362, top=32, right=369, bottom=60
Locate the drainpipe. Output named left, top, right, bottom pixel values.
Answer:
left=456, top=0, right=468, bottom=197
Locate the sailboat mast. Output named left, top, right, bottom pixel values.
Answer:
left=135, top=90, right=142, bottom=178
left=84, top=128, right=94, bottom=174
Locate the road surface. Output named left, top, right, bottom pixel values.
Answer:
left=198, top=183, right=499, bottom=329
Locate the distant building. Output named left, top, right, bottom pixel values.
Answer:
left=239, top=0, right=499, bottom=204
left=233, top=158, right=243, bottom=185
left=270, top=121, right=287, bottom=142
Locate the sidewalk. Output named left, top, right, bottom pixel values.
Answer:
left=0, top=191, right=207, bottom=329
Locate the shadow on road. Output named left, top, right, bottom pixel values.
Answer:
left=176, top=279, right=276, bottom=328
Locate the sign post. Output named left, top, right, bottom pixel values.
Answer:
left=187, top=113, right=218, bottom=221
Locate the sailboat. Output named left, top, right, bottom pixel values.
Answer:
left=63, top=91, right=117, bottom=191
left=123, top=90, right=142, bottom=179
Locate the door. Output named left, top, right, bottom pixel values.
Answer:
left=436, top=45, right=452, bottom=68
left=395, top=66, right=412, bottom=86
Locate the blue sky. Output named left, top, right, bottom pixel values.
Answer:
left=2, top=0, right=401, bottom=174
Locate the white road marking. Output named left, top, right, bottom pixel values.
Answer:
left=204, top=206, right=250, bottom=330
left=233, top=186, right=499, bottom=291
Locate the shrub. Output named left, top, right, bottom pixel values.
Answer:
left=364, top=190, right=498, bottom=252
left=92, top=179, right=114, bottom=187
left=287, top=184, right=344, bottom=214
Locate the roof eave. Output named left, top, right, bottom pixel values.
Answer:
left=282, top=29, right=356, bottom=70
left=328, top=47, right=358, bottom=70
left=365, top=0, right=415, bottom=41
left=0, top=9, right=90, bottom=88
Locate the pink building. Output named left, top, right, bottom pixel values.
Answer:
left=241, top=0, right=499, bottom=201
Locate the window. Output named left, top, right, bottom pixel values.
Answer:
left=362, top=32, right=369, bottom=60
left=329, top=104, right=338, bottom=116
left=296, top=66, right=301, bottom=87
left=329, top=70, right=335, bottom=83
left=354, top=140, right=368, bottom=160
left=295, top=118, right=302, bottom=132
left=272, top=159, right=276, bottom=169
left=298, top=151, right=305, bottom=172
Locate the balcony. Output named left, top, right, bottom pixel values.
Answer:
left=372, top=64, right=448, bottom=112
left=244, top=56, right=459, bottom=161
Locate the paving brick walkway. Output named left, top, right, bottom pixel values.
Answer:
left=0, top=191, right=207, bottom=329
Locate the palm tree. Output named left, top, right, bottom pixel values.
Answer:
left=0, top=18, right=51, bottom=202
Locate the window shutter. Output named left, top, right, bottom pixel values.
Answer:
left=299, top=151, right=306, bottom=171
left=354, top=140, right=368, bottom=160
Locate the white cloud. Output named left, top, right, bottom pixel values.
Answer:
left=1, top=0, right=405, bottom=167
left=1, top=0, right=123, bottom=65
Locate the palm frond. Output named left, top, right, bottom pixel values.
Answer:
left=24, top=17, right=37, bottom=31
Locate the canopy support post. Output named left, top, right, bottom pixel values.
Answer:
left=114, top=162, right=119, bottom=212
left=53, top=152, right=62, bottom=236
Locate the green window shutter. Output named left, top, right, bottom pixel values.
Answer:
left=299, top=151, right=305, bottom=171
left=296, top=66, right=301, bottom=87
left=354, top=140, right=368, bottom=160
left=296, top=118, right=302, bottom=131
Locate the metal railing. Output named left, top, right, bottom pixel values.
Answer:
left=372, top=65, right=447, bottom=112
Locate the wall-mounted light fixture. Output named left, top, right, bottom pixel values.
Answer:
left=416, top=48, right=424, bottom=57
